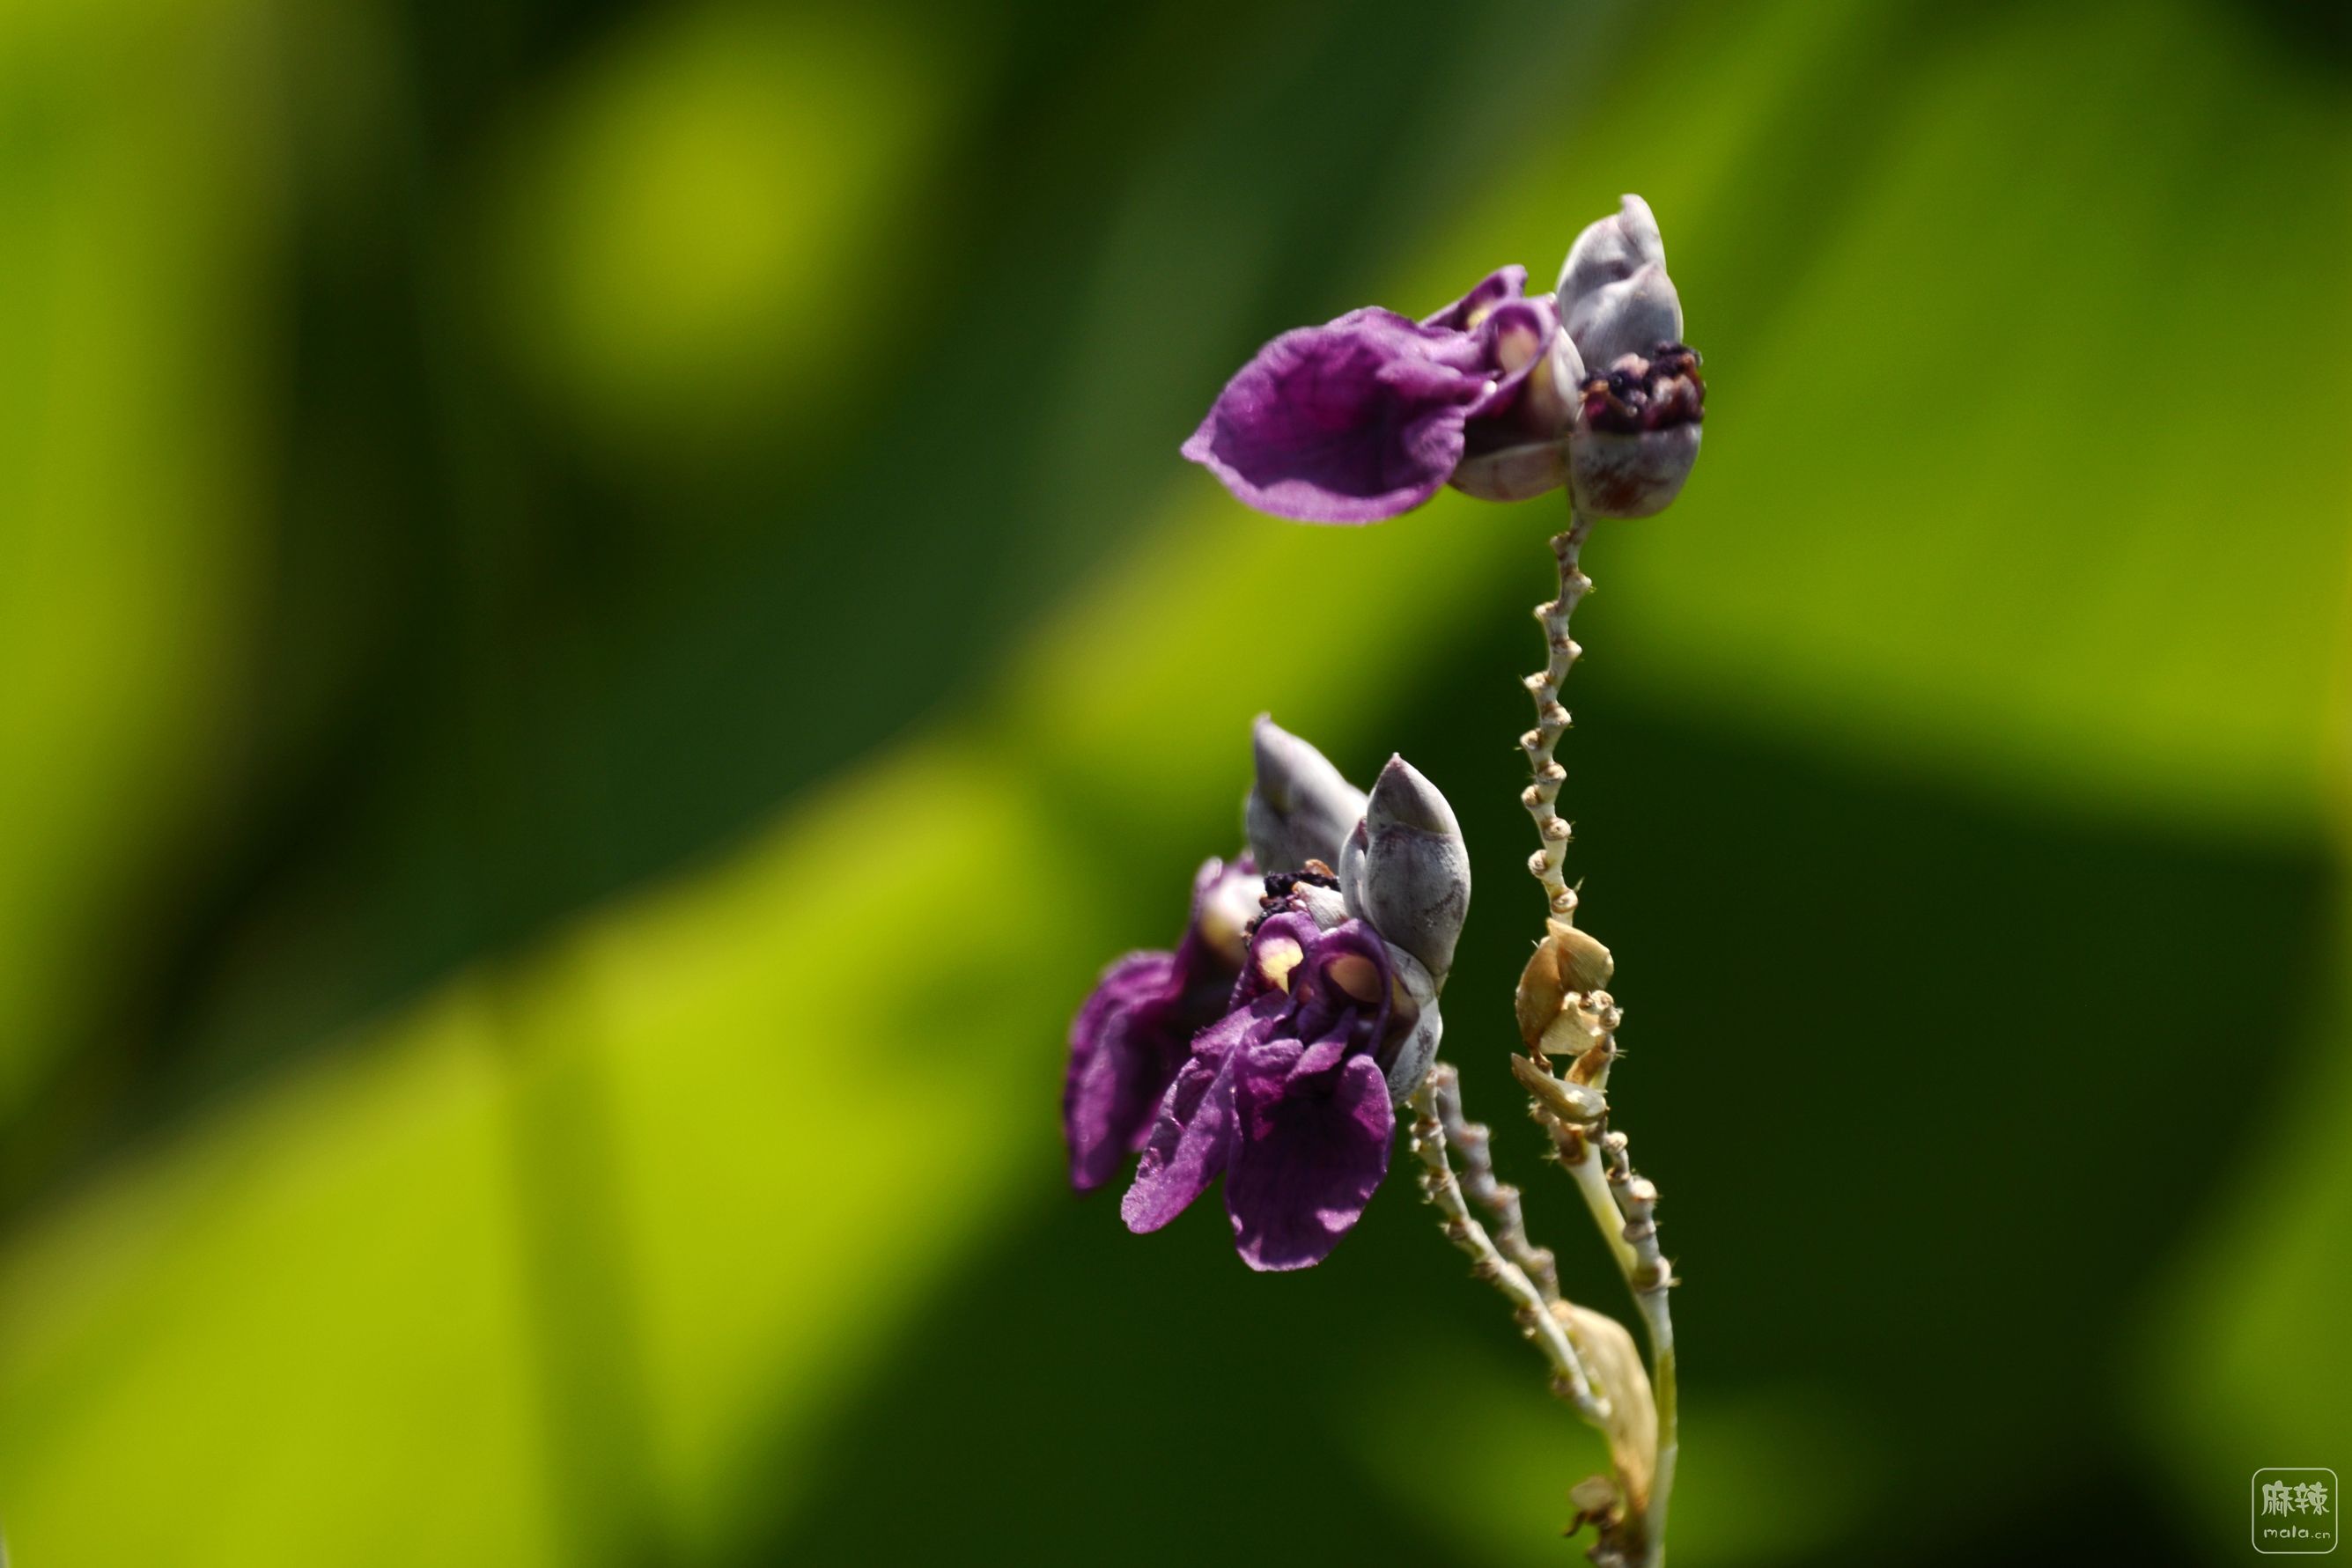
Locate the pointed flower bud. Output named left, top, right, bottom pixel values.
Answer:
left=1557, top=195, right=1680, bottom=366
left=1558, top=195, right=1704, bottom=519
left=1344, top=756, right=1471, bottom=982
left=1245, top=714, right=1368, bottom=872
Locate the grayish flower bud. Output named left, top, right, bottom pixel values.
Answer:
left=1244, top=714, right=1368, bottom=873
left=1558, top=194, right=1663, bottom=302
left=1344, top=756, right=1471, bottom=982
left=1544, top=321, right=1589, bottom=415
left=1379, top=947, right=1442, bottom=1103
left=1557, top=195, right=1683, bottom=368
left=1338, top=816, right=1368, bottom=909
left=1554, top=195, right=1703, bottom=519
left=1569, top=263, right=1683, bottom=370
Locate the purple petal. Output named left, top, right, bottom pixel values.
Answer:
left=1224, top=1049, right=1395, bottom=1270
left=1279, top=918, right=1392, bottom=1052
left=1465, top=298, right=1557, bottom=417
left=1448, top=297, right=1574, bottom=504
left=1421, top=265, right=1528, bottom=332
left=1064, top=856, right=1257, bottom=1192
left=1064, top=951, right=1183, bottom=1191
left=1120, top=1010, right=1250, bottom=1233
left=1117, top=1062, right=1233, bottom=1233
left=1182, top=311, right=1493, bottom=524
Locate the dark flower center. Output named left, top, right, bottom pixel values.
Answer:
left=1579, top=342, right=1705, bottom=434
left=1261, top=865, right=1340, bottom=901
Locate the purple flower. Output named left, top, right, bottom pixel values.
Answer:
left=1063, top=856, right=1259, bottom=1191
left=1063, top=723, right=1473, bottom=1268
left=1119, top=910, right=1400, bottom=1270
left=1182, top=195, right=1703, bottom=523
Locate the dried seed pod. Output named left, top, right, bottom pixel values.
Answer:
left=1514, top=918, right=1615, bottom=1047
left=1540, top=997, right=1609, bottom=1060
left=1552, top=921, right=1614, bottom=991
left=1511, top=1053, right=1606, bottom=1123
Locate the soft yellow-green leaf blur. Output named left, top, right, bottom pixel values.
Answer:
left=485, top=2, right=972, bottom=467
left=0, top=0, right=279, bottom=1117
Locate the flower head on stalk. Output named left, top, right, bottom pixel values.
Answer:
left=1181, top=195, right=1702, bottom=524
left=1062, top=720, right=1472, bottom=1270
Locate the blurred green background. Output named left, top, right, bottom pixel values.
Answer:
left=3, top=0, right=2349, bottom=1561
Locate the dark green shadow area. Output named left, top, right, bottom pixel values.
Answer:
left=761, top=647, right=2329, bottom=1564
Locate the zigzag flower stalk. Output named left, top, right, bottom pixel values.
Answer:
left=1064, top=195, right=1705, bottom=1566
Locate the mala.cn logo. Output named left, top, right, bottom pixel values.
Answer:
left=2254, top=1469, right=2338, bottom=1554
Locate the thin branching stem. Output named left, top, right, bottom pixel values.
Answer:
left=1428, top=1062, right=1560, bottom=1302
left=1405, top=1072, right=1607, bottom=1423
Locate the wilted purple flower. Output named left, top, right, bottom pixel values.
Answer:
left=1119, top=909, right=1400, bottom=1270
left=1181, top=195, right=1702, bottom=524
left=1064, top=722, right=1473, bottom=1266
left=1059, top=726, right=1475, bottom=1275
left=1064, top=715, right=1361, bottom=1199
left=1063, top=856, right=1259, bottom=1191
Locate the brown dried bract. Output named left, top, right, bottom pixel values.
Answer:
left=1515, top=918, right=1616, bottom=1049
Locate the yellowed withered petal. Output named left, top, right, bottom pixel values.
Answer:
left=1555, top=1301, right=1657, bottom=1515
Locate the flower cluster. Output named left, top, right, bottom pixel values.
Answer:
left=1063, top=717, right=1471, bottom=1270
left=1180, top=195, right=1701, bottom=524
left=1070, top=188, right=1697, bottom=1568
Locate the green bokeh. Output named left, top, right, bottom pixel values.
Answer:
left=2, top=0, right=2348, bottom=1562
